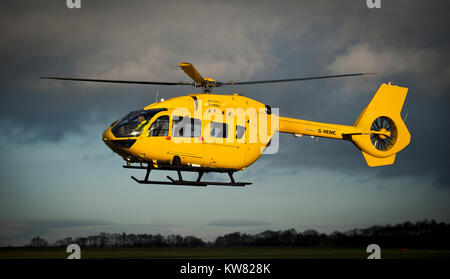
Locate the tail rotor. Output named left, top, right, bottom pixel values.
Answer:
left=370, top=116, right=397, bottom=151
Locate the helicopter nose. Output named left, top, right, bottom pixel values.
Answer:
left=102, top=127, right=116, bottom=150
left=102, top=127, right=138, bottom=152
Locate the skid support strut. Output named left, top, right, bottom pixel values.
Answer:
left=125, top=163, right=251, bottom=187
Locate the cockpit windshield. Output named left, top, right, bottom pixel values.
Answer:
left=111, top=108, right=167, bottom=138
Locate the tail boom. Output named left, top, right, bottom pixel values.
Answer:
left=278, top=117, right=362, bottom=140
left=277, top=83, right=410, bottom=167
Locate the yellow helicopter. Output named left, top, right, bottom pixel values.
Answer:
left=42, top=62, right=411, bottom=186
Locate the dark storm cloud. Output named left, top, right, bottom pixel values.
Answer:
left=24, top=219, right=115, bottom=229
left=208, top=219, right=271, bottom=227
left=0, top=0, right=449, bottom=187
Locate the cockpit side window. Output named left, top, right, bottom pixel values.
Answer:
left=111, top=108, right=167, bottom=138
left=148, top=115, right=169, bottom=137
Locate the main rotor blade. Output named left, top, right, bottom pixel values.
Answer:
left=179, top=62, right=205, bottom=84
left=40, top=77, right=192, bottom=86
left=223, top=72, right=376, bottom=86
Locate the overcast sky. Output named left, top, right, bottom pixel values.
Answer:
left=0, top=0, right=449, bottom=246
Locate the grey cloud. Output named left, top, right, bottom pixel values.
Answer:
left=328, top=43, right=450, bottom=95
left=208, top=219, right=271, bottom=227
left=23, top=219, right=116, bottom=229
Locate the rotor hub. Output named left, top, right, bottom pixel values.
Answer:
left=370, top=116, right=397, bottom=151
left=378, top=128, right=388, bottom=140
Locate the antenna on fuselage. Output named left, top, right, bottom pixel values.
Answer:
left=154, top=90, right=165, bottom=102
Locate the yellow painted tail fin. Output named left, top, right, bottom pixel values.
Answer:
left=350, top=83, right=411, bottom=166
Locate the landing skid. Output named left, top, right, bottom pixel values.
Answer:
left=123, top=163, right=252, bottom=187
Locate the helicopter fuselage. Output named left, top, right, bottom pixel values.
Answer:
left=43, top=62, right=410, bottom=186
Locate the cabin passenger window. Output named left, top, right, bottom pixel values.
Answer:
left=236, top=125, right=246, bottom=139
left=148, top=115, right=169, bottom=137
left=210, top=122, right=228, bottom=138
left=172, top=116, right=201, bottom=137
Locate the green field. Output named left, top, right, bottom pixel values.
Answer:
left=1, top=247, right=449, bottom=259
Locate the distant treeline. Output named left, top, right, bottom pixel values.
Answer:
left=29, top=220, right=450, bottom=249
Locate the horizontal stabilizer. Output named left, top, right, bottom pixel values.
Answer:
left=362, top=152, right=396, bottom=167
